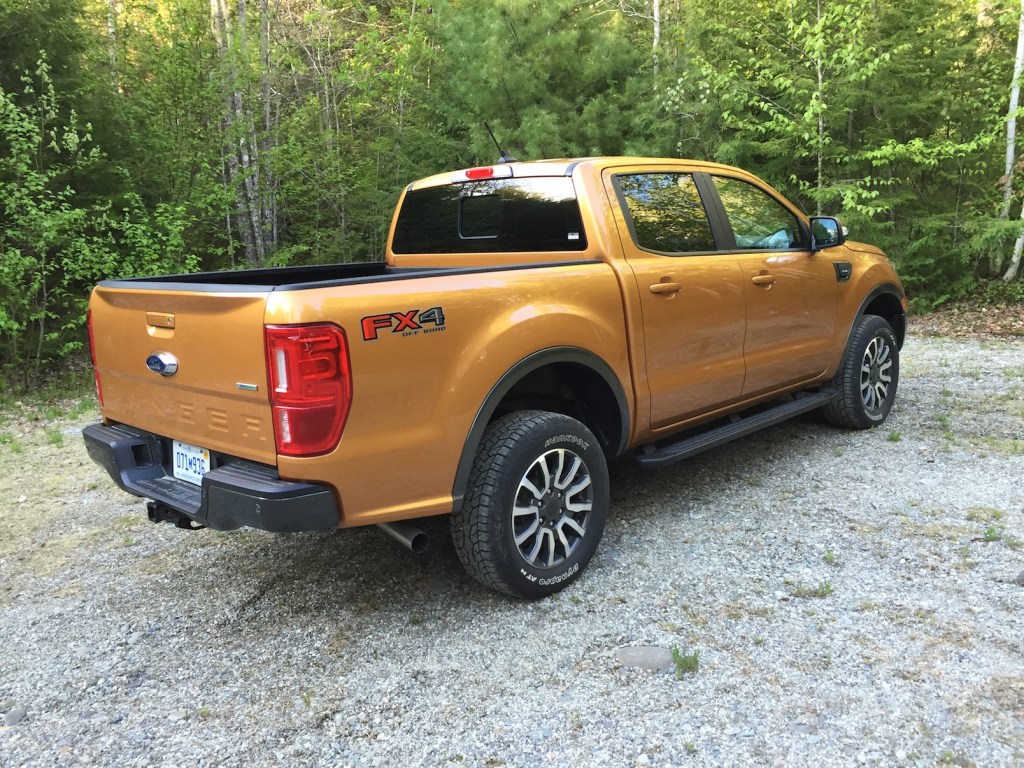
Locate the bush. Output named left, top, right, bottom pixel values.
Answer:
left=0, top=56, right=195, bottom=391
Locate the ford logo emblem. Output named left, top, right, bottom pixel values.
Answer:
left=146, top=352, right=179, bottom=377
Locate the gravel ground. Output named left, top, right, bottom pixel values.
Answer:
left=1, top=334, right=1023, bottom=768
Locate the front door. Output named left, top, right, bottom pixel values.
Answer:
left=707, top=174, right=838, bottom=397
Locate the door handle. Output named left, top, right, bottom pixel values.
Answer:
left=649, top=282, right=681, bottom=294
left=751, top=273, right=776, bottom=286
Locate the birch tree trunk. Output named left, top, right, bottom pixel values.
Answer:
left=210, top=0, right=279, bottom=265
left=999, top=0, right=1024, bottom=280
left=211, top=0, right=255, bottom=264
left=997, top=0, right=1024, bottom=276
left=106, top=0, right=119, bottom=93
left=1000, top=0, right=1024, bottom=221
left=652, top=0, right=660, bottom=72
left=259, top=0, right=277, bottom=252
left=813, top=0, right=825, bottom=215
left=1004, top=205, right=1024, bottom=281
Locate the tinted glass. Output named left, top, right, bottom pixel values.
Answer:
left=617, top=173, right=716, bottom=254
left=712, top=176, right=806, bottom=249
left=392, top=177, right=587, bottom=254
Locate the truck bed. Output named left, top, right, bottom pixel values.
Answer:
left=100, top=259, right=595, bottom=292
left=103, top=261, right=406, bottom=290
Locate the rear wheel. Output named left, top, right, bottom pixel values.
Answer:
left=451, top=410, right=609, bottom=599
left=823, top=315, right=900, bottom=429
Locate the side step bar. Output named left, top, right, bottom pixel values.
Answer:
left=635, top=390, right=840, bottom=469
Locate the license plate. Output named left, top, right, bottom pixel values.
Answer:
left=172, top=440, right=210, bottom=486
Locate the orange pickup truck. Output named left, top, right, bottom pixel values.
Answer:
left=83, top=157, right=906, bottom=598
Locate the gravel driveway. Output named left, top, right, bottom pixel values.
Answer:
left=1, top=334, right=1022, bottom=767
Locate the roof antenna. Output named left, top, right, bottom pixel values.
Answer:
left=484, top=122, right=518, bottom=164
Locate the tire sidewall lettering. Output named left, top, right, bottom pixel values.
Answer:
left=544, top=434, right=590, bottom=451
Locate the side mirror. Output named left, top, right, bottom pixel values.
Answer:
left=810, top=216, right=846, bottom=251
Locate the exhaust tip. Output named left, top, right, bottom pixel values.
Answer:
left=377, top=521, right=429, bottom=554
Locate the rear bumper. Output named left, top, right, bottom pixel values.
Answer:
left=82, top=422, right=339, bottom=532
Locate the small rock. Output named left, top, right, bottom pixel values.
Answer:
left=790, top=716, right=819, bottom=735
left=4, top=707, right=27, bottom=726
left=127, top=632, right=144, bottom=646
left=807, top=735, right=822, bottom=744
left=616, top=646, right=674, bottom=674
left=1013, top=571, right=1024, bottom=587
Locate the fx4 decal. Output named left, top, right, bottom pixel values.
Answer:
left=361, top=306, right=446, bottom=341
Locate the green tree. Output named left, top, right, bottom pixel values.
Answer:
left=659, top=0, right=1016, bottom=302
left=0, top=57, right=195, bottom=388
left=429, top=0, right=652, bottom=161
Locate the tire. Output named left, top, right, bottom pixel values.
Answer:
left=823, top=315, right=900, bottom=429
left=451, top=410, right=610, bottom=599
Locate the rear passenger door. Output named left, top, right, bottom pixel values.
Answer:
left=706, top=174, right=838, bottom=397
left=606, top=168, right=746, bottom=429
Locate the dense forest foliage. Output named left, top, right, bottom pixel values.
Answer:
left=2, top=0, right=1024, bottom=387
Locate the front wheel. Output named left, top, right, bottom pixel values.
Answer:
left=823, top=315, right=900, bottom=429
left=451, top=410, right=610, bottom=599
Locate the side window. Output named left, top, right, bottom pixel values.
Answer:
left=712, top=176, right=807, bottom=250
left=617, top=173, right=717, bottom=254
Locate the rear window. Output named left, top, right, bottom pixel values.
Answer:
left=391, top=177, right=588, bottom=254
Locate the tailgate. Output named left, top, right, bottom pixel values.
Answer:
left=90, top=285, right=277, bottom=466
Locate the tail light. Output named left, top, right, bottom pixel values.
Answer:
left=86, top=309, right=104, bottom=407
left=264, top=324, right=352, bottom=456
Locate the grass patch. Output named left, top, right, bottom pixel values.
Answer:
left=887, top=430, right=902, bottom=442
left=791, top=581, right=833, bottom=599
left=46, top=429, right=63, bottom=446
left=937, top=748, right=977, bottom=767
left=966, top=507, right=1004, bottom=523
left=0, top=360, right=97, bottom=426
left=899, top=519, right=971, bottom=542
left=671, top=646, right=700, bottom=678
left=823, top=549, right=842, bottom=567
left=973, top=436, right=1024, bottom=455
left=955, top=543, right=977, bottom=572
left=1002, top=366, right=1024, bottom=380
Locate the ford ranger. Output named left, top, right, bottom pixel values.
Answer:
left=83, top=157, right=906, bottom=598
